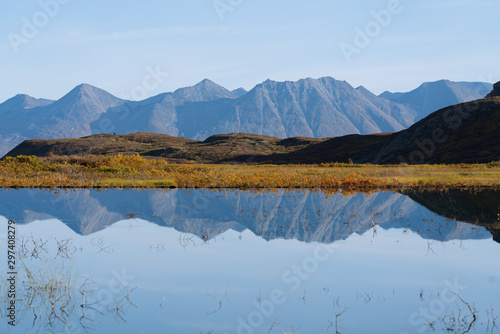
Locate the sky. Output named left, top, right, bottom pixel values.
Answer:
left=0, top=0, right=499, bottom=102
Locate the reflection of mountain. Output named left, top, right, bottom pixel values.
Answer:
left=405, top=189, right=500, bottom=243
left=0, top=189, right=494, bottom=243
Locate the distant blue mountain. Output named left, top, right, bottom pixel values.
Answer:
left=379, top=79, right=493, bottom=122
left=231, top=87, right=247, bottom=97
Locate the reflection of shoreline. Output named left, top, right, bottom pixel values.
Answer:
left=0, top=189, right=497, bottom=244
left=404, top=189, right=500, bottom=243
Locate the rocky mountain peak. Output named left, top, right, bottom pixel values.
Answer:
left=172, top=79, right=236, bottom=102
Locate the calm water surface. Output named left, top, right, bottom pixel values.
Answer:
left=1, top=189, right=499, bottom=333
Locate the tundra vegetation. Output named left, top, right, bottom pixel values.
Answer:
left=1, top=155, right=499, bottom=190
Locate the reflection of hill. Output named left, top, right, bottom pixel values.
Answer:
left=0, top=189, right=494, bottom=244
left=404, top=189, right=500, bottom=243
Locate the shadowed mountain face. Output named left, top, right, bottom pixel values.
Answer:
left=0, top=189, right=495, bottom=244
left=487, top=81, right=500, bottom=98
left=0, top=78, right=491, bottom=157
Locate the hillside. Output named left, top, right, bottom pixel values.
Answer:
left=369, top=94, right=500, bottom=164
left=5, top=132, right=323, bottom=163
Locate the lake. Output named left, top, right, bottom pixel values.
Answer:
left=1, top=188, right=499, bottom=333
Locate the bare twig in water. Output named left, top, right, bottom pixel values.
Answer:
left=284, top=325, right=300, bottom=333
left=30, top=236, right=49, bottom=259
left=206, top=294, right=222, bottom=316
left=178, top=232, right=195, bottom=248
left=160, top=297, right=167, bottom=312
left=335, top=305, right=349, bottom=334
left=55, top=238, right=77, bottom=259
left=426, top=240, right=437, bottom=256
left=327, top=299, right=349, bottom=333
left=455, top=294, right=477, bottom=334
left=327, top=318, right=334, bottom=331
left=370, top=218, right=378, bottom=243
left=267, top=319, right=277, bottom=333
left=486, top=305, right=498, bottom=334
left=91, top=238, right=113, bottom=254
left=113, top=287, right=137, bottom=323
left=256, top=290, right=262, bottom=310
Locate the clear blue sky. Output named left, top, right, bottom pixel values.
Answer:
left=1, top=0, right=499, bottom=102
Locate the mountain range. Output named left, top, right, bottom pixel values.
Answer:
left=9, top=81, right=500, bottom=164
left=0, top=77, right=492, bottom=157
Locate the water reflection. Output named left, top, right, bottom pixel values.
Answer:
left=0, top=188, right=498, bottom=333
left=404, top=189, right=500, bottom=243
left=0, top=188, right=497, bottom=243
